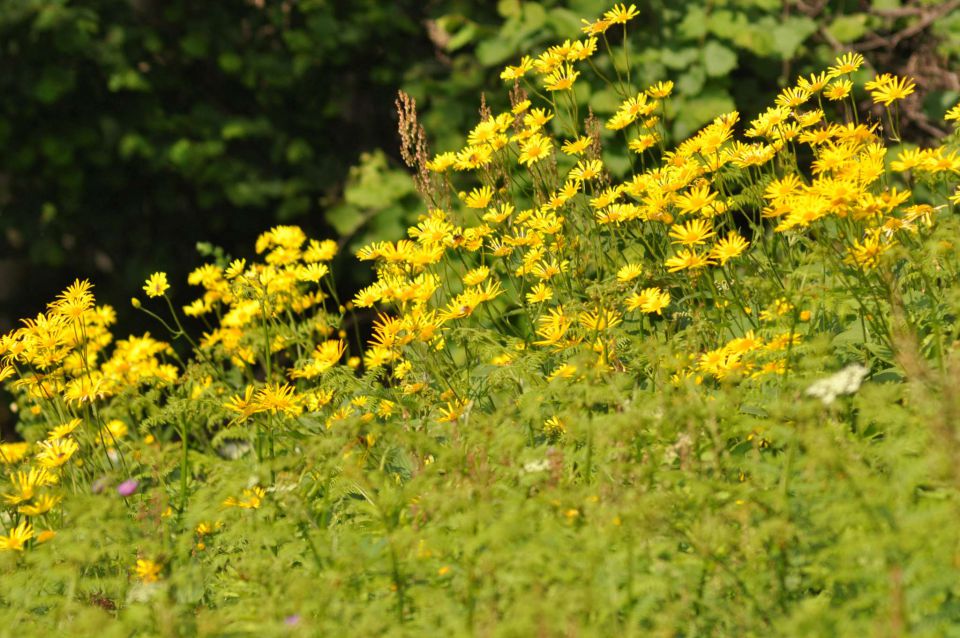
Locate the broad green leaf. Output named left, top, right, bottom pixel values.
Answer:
left=548, top=8, right=583, bottom=38
left=678, top=6, right=708, bottom=40
left=770, top=16, right=818, bottom=59
left=707, top=10, right=749, bottom=40
left=476, top=37, right=515, bottom=66
left=827, top=14, right=869, bottom=44
left=677, top=65, right=706, bottom=95
left=660, top=47, right=699, bottom=70
left=703, top=41, right=737, bottom=77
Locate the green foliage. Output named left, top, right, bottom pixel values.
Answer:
left=3, top=2, right=960, bottom=632
left=0, top=0, right=430, bottom=326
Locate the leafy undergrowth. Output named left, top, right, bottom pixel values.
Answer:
left=3, top=4, right=960, bottom=636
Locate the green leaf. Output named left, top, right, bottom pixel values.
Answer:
left=706, top=10, right=748, bottom=40
left=770, top=16, right=818, bottom=59
left=678, top=6, right=708, bottom=40
left=548, top=8, right=583, bottom=38
left=827, top=14, right=869, bottom=44
left=446, top=21, right=478, bottom=52
left=217, top=52, right=243, bottom=74
left=476, top=37, right=515, bottom=66
left=497, top=0, right=521, bottom=17
left=702, top=41, right=737, bottom=77
left=108, top=69, right=150, bottom=92
left=677, top=65, right=706, bottom=95
left=660, top=47, right=699, bottom=70
left=34, top=67, right=75, bottom=103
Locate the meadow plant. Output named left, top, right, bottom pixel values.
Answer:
left=2, top=4, right=960, bottom=635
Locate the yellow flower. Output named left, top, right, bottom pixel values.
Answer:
left=604, top=3, right=640, bottom=24
left=946, top=103, right=960, bottom=123
left=253, top=383, right=301, bottom=417
left=646, top=81, right=674, bottom=99
left=890, top=147, right=924, bottom=172
left=490, top=353, right=513, bottom=366
left=223, top=486, right=266, bottom=509
left=543, top=64, right=580, bottom=92
left=580, top=17, right=612, bottom=36
left=760, top=298, right=794, bottom=322
left=18, top=494, right=61, bottom=517
left=463, top=186, right=494, bottom=209
left=134, top=558, right=162, bottom=583
left=628, top=134, right=659, bottom=154
left=437, top=400, right=468, bottom=423
left=824, top=79, right=852, bottom=101
left=568, top=159, right=603, bottom=181
left=796, top=72, right=829, bottom=93
left=710, top=232, right=749, bottom=265
left=534, top=306, right=574, bottom=348
left=674, top=185, right=718, bottom=216
left=950, top=186, right=960, bottom=206
left=578, top=308, right=622, bottom=332
left=616, top=263, right=643, bottom=283
left=455, top=145, right=493, bottom=170
left=427, top=151, right=457, bottom=173
left=35, top=437, right=79, bottom=469
left=775, top=87, right=811, bottom=109
left=500, top=56, right=534, bottom=81
left=562, top=136, right=591, bottom=156
left=143, top=272, right=170, bottom=298
left=518, top=134, right=553, bottom=166
left=526, top=283, right=553, bottom=304
left=543, top=416, right=565, bottom=437
left=48, top=418, right=82, bottom=440
left=0, top=520, right=34, bottom=551
left=512, top=99, right=531, bottom=115
left=462, top=266, right=490, bottom=287
left=668, top=219, right=715, bottom=246
left=845, top=230, right=892, bottom=270
left=828, top=52, right=864, bottom=77
left=868, top=74, right=915, bottom=106
left=664, top=249, right=712, bottom=273
left=567, top=38, right=598, bottom=61
left=523, top=108, right=554, bottom=130
left=625, top=288, right=670, bottom=314
left=0, top=442, right=30, bottom=465
left=3, top=468, right=57, bottom=506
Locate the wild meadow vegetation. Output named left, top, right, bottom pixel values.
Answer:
left=3, top=3, right=960, bottom=635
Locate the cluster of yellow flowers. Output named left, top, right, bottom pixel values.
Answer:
left=183, top=225, right=338, bottom=369
left=345, top=5, right=960, bottom=404
left=2, top=3, right=959, bottom=558
left=1, top=280, right=174, bottom=405
left=0, top=281, right=157, bottom=550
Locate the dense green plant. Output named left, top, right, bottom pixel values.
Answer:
left=3, top=2, right=960, bottom=635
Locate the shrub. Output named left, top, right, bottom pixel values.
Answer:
left=2, top=3, right=960, bottom=634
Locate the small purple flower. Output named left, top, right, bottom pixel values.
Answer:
left=284, top=614, right=301, bottom=626
left=117, top=479, right=139, bottom=497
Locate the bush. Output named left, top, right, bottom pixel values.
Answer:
left=2, top=3, right=960, bottom=634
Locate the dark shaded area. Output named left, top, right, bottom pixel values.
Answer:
left=0, top=1, right=443, bottom=335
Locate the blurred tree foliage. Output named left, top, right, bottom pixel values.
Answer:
left=410, top=0, right=959, bottom=152
left=0, top=0, right=432, bottom=330
left=1, top=0, right=958, bottom=333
